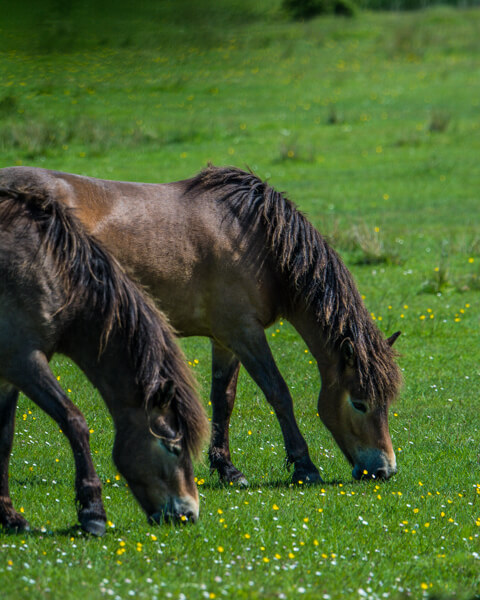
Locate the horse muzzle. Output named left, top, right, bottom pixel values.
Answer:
left=148, top=496, right=199, bottom=525
left=352, top=450, right=397, bottom=481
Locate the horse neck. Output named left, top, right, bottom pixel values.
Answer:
left=287, top=303, right=339, bottom=385
left=59, top=315, right=141, bottom=415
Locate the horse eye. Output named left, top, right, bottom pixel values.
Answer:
left=161, top=439, right=182, bottom=456
left=351, top=400, right=368, bottom=414
left=152, top=415, right=182, bottom=455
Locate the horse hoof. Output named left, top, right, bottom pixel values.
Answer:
left=216, top=464, right=249, bottom=488
left=231, top=476, right=249, bottom=488
left=222, top=473, right=249, bottom=488
left=1, top=514, right=31, bottom=533
left=81, top=519, right=106, bottom=537
left=291, top=471, right=323, bottom=485
left=2, top=521, right=30, bottom=533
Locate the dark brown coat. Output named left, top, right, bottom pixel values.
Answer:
left=0, top=165, right=401, bottom=485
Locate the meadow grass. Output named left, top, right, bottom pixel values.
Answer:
left=1, top=2, right=480, bottom=598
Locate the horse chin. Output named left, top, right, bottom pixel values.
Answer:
left=148, top=497, right=199, bottom=525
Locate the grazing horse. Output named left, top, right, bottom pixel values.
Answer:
left=0, top=185, right=208, bottom=535
left=0, top=165, right=402, bottom=486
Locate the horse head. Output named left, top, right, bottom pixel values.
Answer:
left=112, top=379, right=204, bottom=524
left=317, top=331, right=401, bottom=481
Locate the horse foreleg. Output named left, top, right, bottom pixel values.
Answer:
left=9, top=352, right=106, bottom=535
left=230, top=327, right=322, bottom=485
left=0, top=386, right=30, bottom=532
left=208, top=342, right=248, bottom=486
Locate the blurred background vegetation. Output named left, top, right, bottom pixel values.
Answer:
left=2, top=0, right=480, bottom=55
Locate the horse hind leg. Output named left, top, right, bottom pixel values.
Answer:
left=0, top=385, right=30, bottom=532
left=8, top=351, right=106, bottom=536
left=208, top=342, right=248, bottom=487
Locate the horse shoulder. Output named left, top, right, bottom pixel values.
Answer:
left=0, top=227, right=65, bottom=362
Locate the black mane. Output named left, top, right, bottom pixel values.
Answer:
left=186, top=165, right=402, bottom=405
left=0, top=186, right=208, bottom=455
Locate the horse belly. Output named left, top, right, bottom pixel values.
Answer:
left=106, top=233, right=277, bottom=337
left=91, top=212, right=279, bottom=338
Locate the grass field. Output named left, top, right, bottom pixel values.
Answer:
left=1, top=1, right=480, bottom=598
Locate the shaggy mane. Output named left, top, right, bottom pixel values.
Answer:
left=0, top=186, right=208, bottom=456
left=186, top=165, right=402, bottom=405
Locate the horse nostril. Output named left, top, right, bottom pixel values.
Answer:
left=353, top=464, right=396, bottom=481
left=149, top=500, right=198, bottom=526
left=160, top=510, right=197, bottom=525
left=177, top=509, right=197, bottom=524
left=374, top=467, right=396, bottom=480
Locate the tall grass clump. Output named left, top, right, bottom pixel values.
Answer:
left=428, top=110, right=451, bottom=133
left=332, top=222, right=401, bottom=266
left=0, top=95, right=19, bottom=117
left=0, top=115, right=211, bottom=159
left=420, top=241, right=452, bottom=294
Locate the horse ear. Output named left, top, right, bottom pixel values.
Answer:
left=160, top=379, right=176, bottom=407
left=387, top=331, right=401, bottom=347
left=340, top=338, right=355, bottom=367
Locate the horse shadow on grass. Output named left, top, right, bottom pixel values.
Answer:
left=198, top=473, right=356, bottom=492
left=0, top=523, right=91, bottom=538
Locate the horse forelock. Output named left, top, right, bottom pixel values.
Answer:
left=345, top=319, right=402, bottom=406
left=143, top=324, right=209, bottom=458
left=187, top=165, right=402, bottom=406
left=0, top=185, right=208, bottom=453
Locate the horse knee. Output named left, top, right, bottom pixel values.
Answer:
left=64, top=411, right=90, bottom=441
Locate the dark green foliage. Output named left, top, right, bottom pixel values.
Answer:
left=284, top=0, right=479, bottom=13
left=0, top=95, right=18, bottom=117
left=358, top=0, right=479, bottom=8
left=283, top=0, right=357, bottom=18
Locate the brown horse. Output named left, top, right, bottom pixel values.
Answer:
left=0, top=165, right=401, bottom=486
left=0, top=185, right=208, bottom=535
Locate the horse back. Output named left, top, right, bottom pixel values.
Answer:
left=0, top=167, right=282, bottom=337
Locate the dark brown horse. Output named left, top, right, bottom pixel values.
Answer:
left=0, top=185, right=208, bottom=535
left=0, top=165, right=401, bottom=487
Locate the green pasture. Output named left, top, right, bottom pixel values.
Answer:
left=1, top=1, right=480, bottom=598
